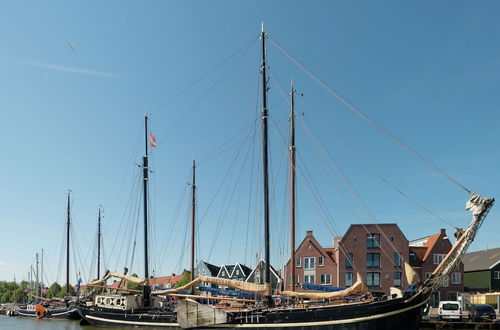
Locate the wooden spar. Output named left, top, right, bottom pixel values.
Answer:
left=191, top=158, right=196, bottom=283
left=160, top=293, right=256, bottom=303
left=142, top=113, right=151, bottom=306
left=289, top=81, right=296, bottom=292
left=97, top=208, right=101, bottom=280
left=86, top=284, right=141, bottom=293
left=66, top=190, right=71, bottom=295
left=260, top=23, right=272, bottom=304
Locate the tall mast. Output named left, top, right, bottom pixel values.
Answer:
left=41, top=249, right=44, bottom=296
left=36, top=253, right=40, bottom=296
left=66, top=190, right=71, bottom=295
left=260, top=23, right=272, bottom=303
left=190, top=158, right=196, bottom=282
left=97, top=208, right=101, bottom=280
left=142, top=113, right=151, bottom=307
left=289, top=82, right=297, bottom=292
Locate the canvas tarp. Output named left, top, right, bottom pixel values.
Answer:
left=153, top=276, right=270, bottom=295
left=89, top=271, right=147, bottom=286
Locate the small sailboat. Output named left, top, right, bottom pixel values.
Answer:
left=76, top=114, right=178, bottom=327
left=15, top=191, right=80, bottom=320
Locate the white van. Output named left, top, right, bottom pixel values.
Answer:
left=438, top=301, right=462, bottom=321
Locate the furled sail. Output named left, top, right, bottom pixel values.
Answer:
left=280, top=273, right=368, bottom=299
left=423, top=193, right=494, bottom=294
left=404, top=261, right=420, bottom=285
left=89, top=271, right=147, bottom=286
left=152, top=276, right=270, bottom=295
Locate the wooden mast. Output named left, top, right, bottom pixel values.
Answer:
left=191, top=158, right=196, bottom=283
left=97, top=207, right=101, bottom=280
left=142, top=113, right=151, bottom=307
left=260, top=23, right=272, bottom=304
left=41, top=249, right=44, bottom=297
left=66, top=190, right=71, bottom=295
left=289, top=82, right=297, bottom=292
left=36, top=253, right=40, bottom=296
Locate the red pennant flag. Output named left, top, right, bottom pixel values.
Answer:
left=149, top=132, right=157, bottom=147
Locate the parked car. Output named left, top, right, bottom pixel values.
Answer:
left=438, top=301, right=462, bottom=321
left=468, top=304, right=496, bottom=322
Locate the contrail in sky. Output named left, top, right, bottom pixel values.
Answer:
left=30, top=61, right=118, bottom=77
left=0, top=56, right=118, bottom=77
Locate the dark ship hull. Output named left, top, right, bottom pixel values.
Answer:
left=77, top=291, right=427, bottom=329
left=77, top=305, right=177, bottom=327
left=15, top=305, right=80, bottom=320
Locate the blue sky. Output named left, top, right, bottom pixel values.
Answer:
left=0, top=1, right=499, bottom=283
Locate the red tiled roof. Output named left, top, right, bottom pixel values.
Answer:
left=149, top=275, right=183, bottom=288
left=422, top=233, right=441, bottom=262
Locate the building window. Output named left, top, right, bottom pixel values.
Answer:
left=345, top=272, right=353, bottom=287
left=366, top=234, right=381, bottom=248
left=345, top=253, right=353, bottom=269
left=304, top=275, right=315, bottom=284
left=318, top=256, right=324, bottom=266
left=296, top=257, right=301, bottom=268
left=366, top=272, right=380, bottom=287
left=221, top=271, right=225, bottom=276
left=494, top=271, right=500, bottom=280
left=367, top=253, right=380, bottom=268
left=255, top=270, right=261, bottom=283
left=304, top=257, right=315, bottom=269
left=393, top=252, right=401, bottom=267
left=294, top=275, right=299, bottom=284
left=235, top=269, right=240, bottom=276
left=442, top=276, right=449, bottom=287
left=320, top=274, right=331, bottom=285
left=409, top=252, right=417, bottom=262
left=394, top=272, right=402, bottom=287
left=433, top=254, right=446, bottom=265
left=451, top=273, right=461, bottom=284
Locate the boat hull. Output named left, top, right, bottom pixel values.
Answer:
left=15, top=306, right=80, bottom=320
left=77, top=305, right=177, bottom=328
left=77, top=292, right=427, bottom=330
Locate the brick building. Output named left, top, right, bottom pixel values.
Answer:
left=284, top=225, right=463, bottom=301
left=283, top=231, right=337, bottom=291
left=336, top=224, right=409, bottom=297
left=409, top=229, right=464, bottom=306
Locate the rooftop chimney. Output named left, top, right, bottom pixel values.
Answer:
left=306, top=230, right=313, bottom=237
left=440, top=228, right=446, bottom=236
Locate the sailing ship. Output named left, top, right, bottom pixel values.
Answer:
left=15, top=191, right=80, bottom=320
left=77, top=25, right=494, bottom=329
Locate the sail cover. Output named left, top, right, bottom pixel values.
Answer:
left=280, top=273, right=368, bottom=299
left=89, top=271, right=147, bottom=286
left=152, top=276, right=270, bottom=295
left=404, top=261, right=420, bottom=285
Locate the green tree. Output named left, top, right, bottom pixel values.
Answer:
left=126, top=274, right=143, bottom=291
left=57, top=285, right=76, bottom=298
left=174, top=271, right=191, bottom=288
left=1, top=291, right=11, bottom=304
left=47, top=282, right=62, bottom=298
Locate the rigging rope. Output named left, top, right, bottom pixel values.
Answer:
left=268, top=37, right=471, bottom=194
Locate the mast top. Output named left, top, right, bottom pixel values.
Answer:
left=261, top=22, right=264, bottom=33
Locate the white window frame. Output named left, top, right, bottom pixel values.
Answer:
left=320, top=274, right=331, bottom=285
left=304, top=257, right=315, bottom=270
left=296, top=257, right=301, bottom=268
left=393, top=272, right=402, bottom=287
left=366, top=272, right=380, bottom=287
left=304, top=275, right=315, bottom=284
left=433, top=254, right=446, bottom=265
left=494, top=271, right=500, bottom=280
left=442, top=275, right=449, bottom=287
left=345, top=253, right=353, bottom=269
left=345, top=272, right=353, bottom=287
left=451, top=272, right=461, bottom=284
left=393, top=252, right=401, bottom=268
left=318, top=256, right=324, bottom=266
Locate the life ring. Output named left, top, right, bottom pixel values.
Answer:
left=274, top=297, right=281, bottom=305
left=35, top=305, right=46, bottom=319
left=170, top=296, right=177, bottom=303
